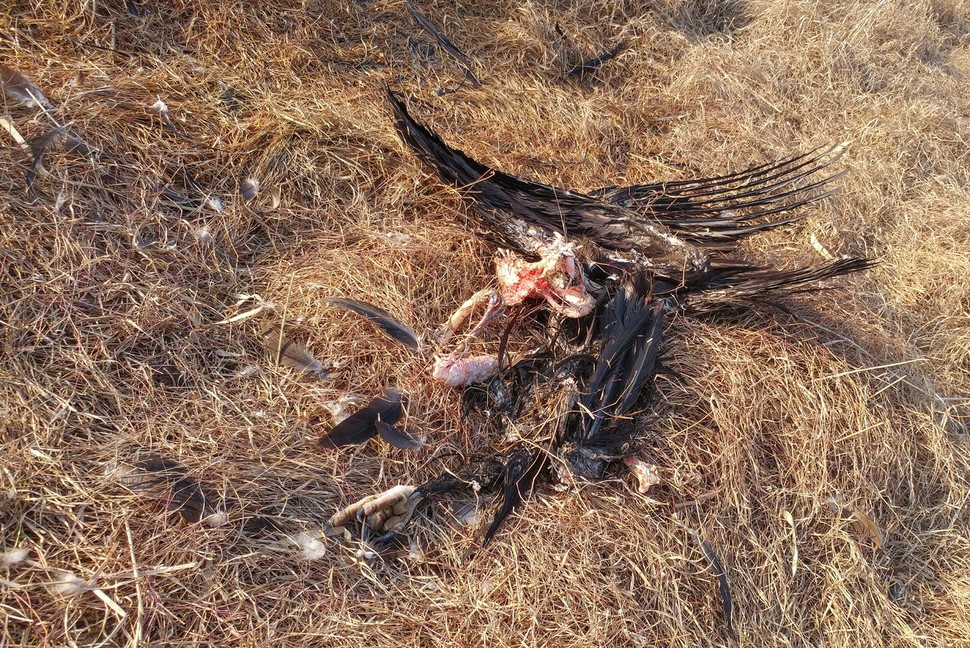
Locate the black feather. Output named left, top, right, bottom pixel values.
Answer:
left=405, top=2, right=479, bottom=85
left=320, top=389, right=405, bottom=449
left=376, top=419, right=423, bottom=451
left=388, top=90, right=704, bottom=274
left=683, top=257, right=877, bottom=313
left=483, top=448, right=547, bottom=544
left=120, top=455, right=216, bottom=524
left=591, top=142, right=847, bottom=228
left=693, top=533, right=735, bottom=635
left=326, top=297, right=420, bottom=351
left=573, top=274, right=664, bottom=446
left=566, top=39, right=626, bottom=77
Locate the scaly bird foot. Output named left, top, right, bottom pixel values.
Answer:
left=330, top=485, right=421, bottom=535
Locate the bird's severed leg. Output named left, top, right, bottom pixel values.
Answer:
left=330, top=484, right=421, bottom=535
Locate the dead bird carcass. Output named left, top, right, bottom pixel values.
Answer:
left=324, top=91, right=873, bottom=547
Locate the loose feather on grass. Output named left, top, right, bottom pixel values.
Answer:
left=240, top=177, right=260, bottom=200
left=326, top=297, right=420, bottom=351
left=828, top=496, right=884, bottom=548
left=483, top=448, right=547, bottom=544
left=566, top=39, right=626, bottom=78
left=320, top=389, right=405, bottom=449
left=25, top=126, right=92, bottom=198
left=260, top=322, right=328, bottom=379
left=405, top=2, right=479, bottom=86
left=692, top=533, right=735, bottom=635
left=118, top=455, right=219, bottom=524
left=1, top=65, right=51, bottom=109
left=376, top=419, right=423, bottom=451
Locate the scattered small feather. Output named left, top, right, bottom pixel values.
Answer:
left=326, top=297, right=420, bottom=351
left=692, top=532, right=734, bottom=635
left=320, top=389, right=405, bottom=449
left=49, top=570, right=87, bottom=596
left=1, top=65, right=51, bottom=108
left=206, top=196, right=224, bottom=212
left=241, top=177, right=260, bottom=200
left=324, top=394, right=364, bottom=423
left=118, top=455, right=219, bottom=524
left=24, top=126, right=92, bottom=198
left=294, top=532, right=328, bottom=560
left=827, top=496, right=883, bottom=548
left=151, top=362, right=190, bottom=388
left=151, top=96, right=179, bottom=132
left=1, top=547, right=30, bottom=566
left=260, top=323, right=327, bottom=379
left=376, top=419, right=423, bottom=451
left=151, top=96, right=169, bottom=114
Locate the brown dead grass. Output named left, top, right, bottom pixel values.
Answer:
left=1, top=0, right=968, bottom=646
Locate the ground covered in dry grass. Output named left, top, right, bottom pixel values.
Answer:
left=2, top=1, right=969, bottom=646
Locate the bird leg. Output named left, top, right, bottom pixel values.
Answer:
left=330, top=484, right=420, bottom=534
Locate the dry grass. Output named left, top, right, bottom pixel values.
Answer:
left=1, top=0, right=968, bottom=646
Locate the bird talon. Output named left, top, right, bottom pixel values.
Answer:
left=330, top=485, right=419, bottom=534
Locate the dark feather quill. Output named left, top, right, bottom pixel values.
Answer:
left=326, top=297, right=420, bottom=351
left=376, top=419, right=423, bottom=451
left=693, top=533, right=735, bottom=635
left=566, top=39, right=626, bottom=77
left=120, top=455, right=217, bottom=524
left=483, top=448, right=547, bottom=544
left=321, top=389, right=405, bottom=449
left=405, top=2, right=480, bottom=85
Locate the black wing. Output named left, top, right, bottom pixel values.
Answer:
left=388, top=90, right=706, bottom=273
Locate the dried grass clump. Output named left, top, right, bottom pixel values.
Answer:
left=1, top=0, right=968, bottom=646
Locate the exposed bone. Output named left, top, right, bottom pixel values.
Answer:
left=438, top=288, right=503, bottom=343
left=623, top=456, right=661, bottom=494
